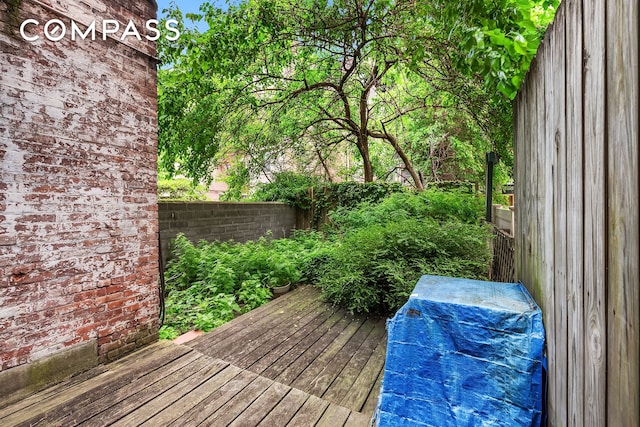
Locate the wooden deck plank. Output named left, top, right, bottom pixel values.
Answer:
left=251, top=309, right=346, bottom=378
left=315, top=403, right=352, bottom=426
left=322, top=318, right=386, bottom=404
left=201, top=375, right=274, bottom=425
left=233, top=301, right=334, bottom=369
left=2, top=344, right=198, bottom=427
left=189, top=286, right=317, bottom=352
left=169, top=369, right=258, bottom=427
left=227, top=381, right=290, bottom=427
left=202, top=295, right=324, bottom=361
left=143, top=363, right=243, bottom=426
left=51, top=350, right=202, bottom=426
left=268, top=311, right=354, bottom=384
left=340, top=333, right=387, bottom=412
left=0, top=341, right=182, bottom=418
left=286, top=394, right=330, bottom=427
left=186, top=287, right=312, bottom=354
left=204, top=289, right=321, bottom=356
left=361, top=366, right=384, bottom=415
left=240, top=304, right=338, bottom=373
left=1, top=286, right=388, bottom=427
left=297, top=318, right=375, bottom=398
left=256, top=387, right=310, bottom=427
left=76, top=354, right=212, bottom=426
left=345, top=410, right=373, bottom=427
left=109, top=359, right=229, bottom=426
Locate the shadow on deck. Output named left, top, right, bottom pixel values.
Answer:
left=0, top=286, right=387, bottom=426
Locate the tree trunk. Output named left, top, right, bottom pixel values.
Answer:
left=363, top=158, right=374, bottom=182
left=356, top=133, right=374, bottom=182
left=358, top=78, right=374, bottom=182
left=387, top=133, right=423, bottom=190
left=315, top=148, right=334, bottom=182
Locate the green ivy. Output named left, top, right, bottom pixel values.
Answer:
left=309, top=182, right=406, bottom=229
left=251, top=172, right=323, bottom=209
left=4, top=0, right=22, bottom=37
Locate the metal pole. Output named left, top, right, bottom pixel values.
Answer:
left=485, top=152, right=496, bottom=222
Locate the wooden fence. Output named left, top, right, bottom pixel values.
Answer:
left=513, top=0, right=639, bottom=425
left=490, top=228, right=515, bottom=283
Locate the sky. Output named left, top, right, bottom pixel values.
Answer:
left=156, top=0, right=228, bottom=30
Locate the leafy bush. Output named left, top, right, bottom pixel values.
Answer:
left=326, top=182, right=406, bottom=209
left=317, top=218, right=492, bottom=314
left=251, top=178, right=408, bottom=229
left=251, top=172, right=323, bottom=208
left=315, top=190, right=490, bottom=314
left=326, top=189, right=484, bottom=234
left=309, top=181, right=407, bottom=228
left=158, top=178, right=208, bottom=201
left=160, top=231, right=331, bottom=338
left=160, top=189, right=492, bottom=335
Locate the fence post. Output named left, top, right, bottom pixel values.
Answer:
left=485, top=152, right=496, bottom=222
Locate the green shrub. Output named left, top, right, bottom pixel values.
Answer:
left=325, top=181, right=406, bottom=209
left=160, top=189, right=492, bottom=333
left=251, top=172, right=323, bottom=208
left=317, top=217, right=492, bottom=314
left=160, top=231, right=331, bottom=337
left=326, top=189, right=484, bottom=234
left=158, top=178, right=208, bottom=201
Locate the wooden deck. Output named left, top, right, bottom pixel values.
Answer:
left=0, top=286, right=386, bottom=426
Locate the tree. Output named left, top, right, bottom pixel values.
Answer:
left=158, top=0, right=557, bottom=187
left=416, top=0, right=558, bottom=170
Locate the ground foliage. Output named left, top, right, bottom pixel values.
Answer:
left=160, top=188, right=491, bottom=338
left=159, top=230, right=332, bottom=339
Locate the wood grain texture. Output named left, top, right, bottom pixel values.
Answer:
left=144, top=363, right=243, bottom=426
left=516, top=0, right=640, bottom=424
left=539, top=25, right=560, bottom=424
left=256, top=387, right=309, bottom=427
left=606, top=0, right=640, bottom=425
left=0, top=287, right=380, bottom=426
left=582, top=0, right=607, bottom=424
left=550, top=6, right=568, bottom=426
left=565, top=0, right=585, bottom=425
left=513, top=53, right=528, bottom=288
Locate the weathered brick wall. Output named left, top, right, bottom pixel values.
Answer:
left=159, top=202, right=298, bottom=265
left=0, top=0, right=159, bottom=377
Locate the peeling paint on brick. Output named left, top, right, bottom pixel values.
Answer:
left=0, top=0, right=159, bottom=373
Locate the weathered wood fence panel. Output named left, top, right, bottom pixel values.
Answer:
left=514, top=0, right=639, bottom=425
left=605, top=1, right=640, bottom=426
left=565, top=0, right=585, bottom=425
left=582, top=0, right=606, bottom=424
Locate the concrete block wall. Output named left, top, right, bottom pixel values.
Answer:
left=492, top=204, right=514, bottom=236
left=159, top=202, right=298, bottom=265
left=0, top=0, right=159, bottom=391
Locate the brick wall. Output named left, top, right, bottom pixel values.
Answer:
left=0, top=0, right=159, bottom=379
left=159, top=202, right=298, bottom=265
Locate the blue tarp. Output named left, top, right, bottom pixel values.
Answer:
left=374, top=275, right=546, bottom=427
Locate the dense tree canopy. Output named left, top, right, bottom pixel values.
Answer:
left=158, top=0, right=557, bottom=189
